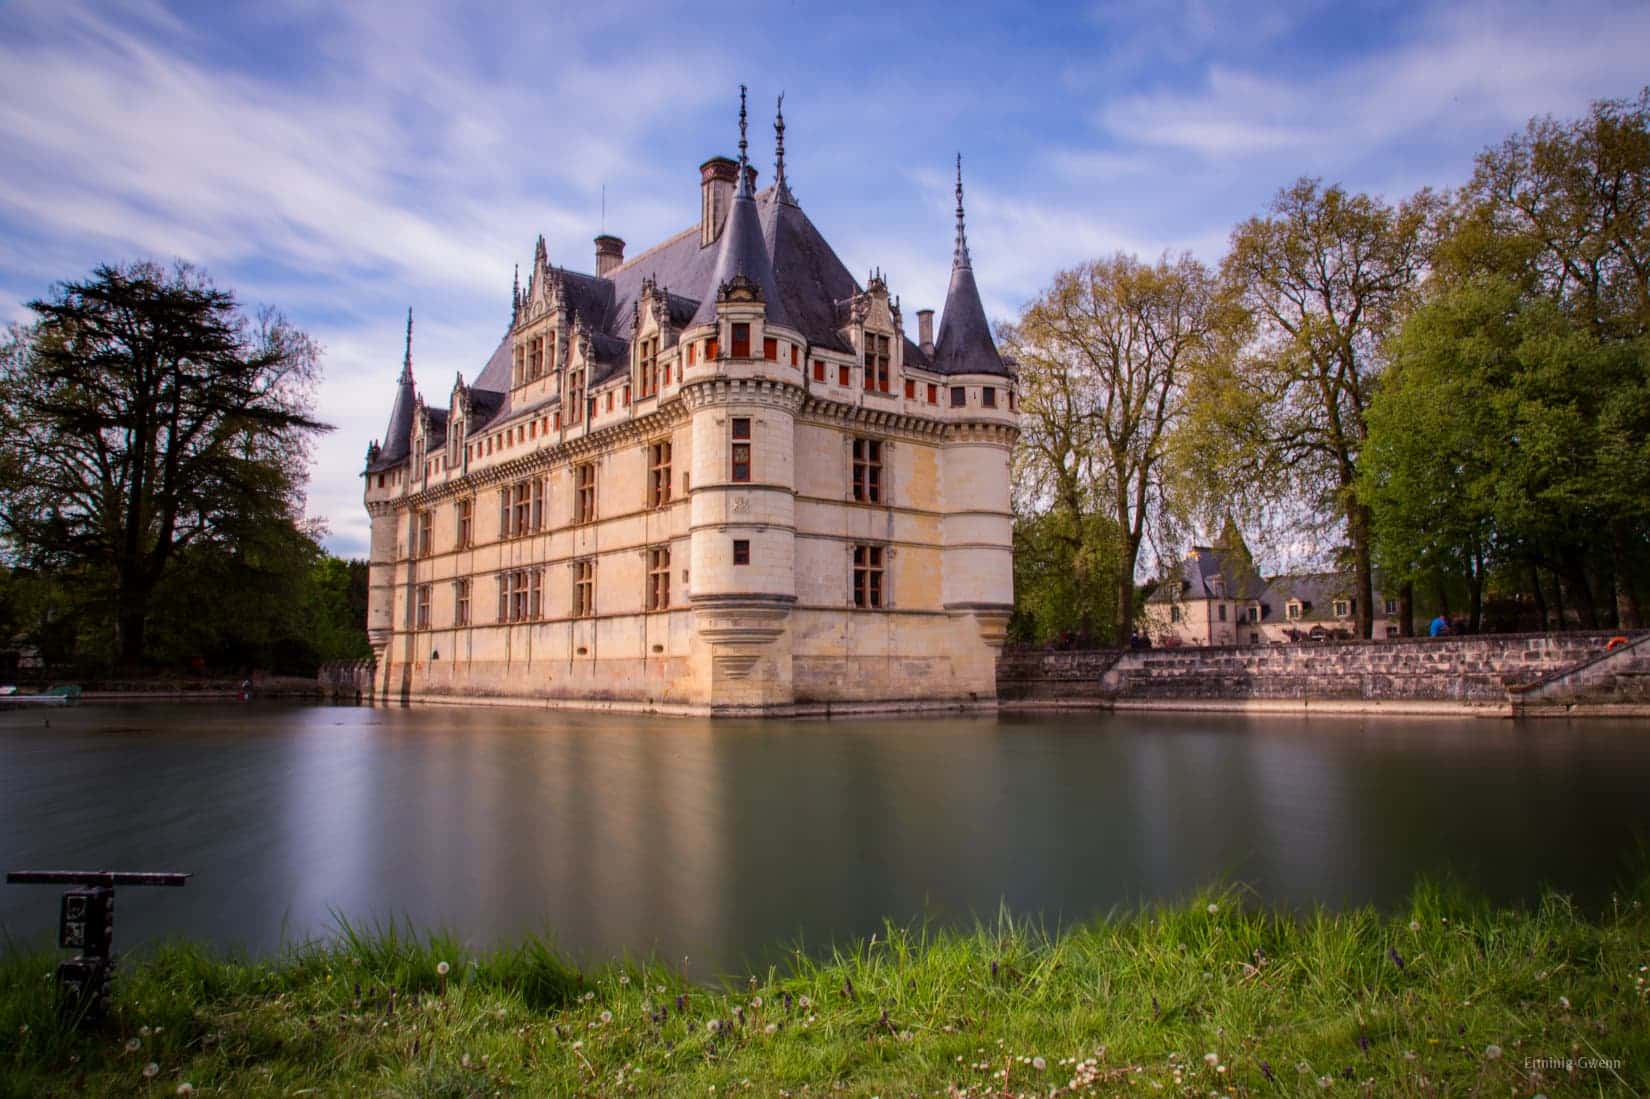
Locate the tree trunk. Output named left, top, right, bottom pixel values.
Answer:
left=1468, top=543, right=1485, bottom=633
left=1612, top=520, right=1643, bottom=629
left=1527, top=562, right=1548, bottom=630
left=1559, top=554, right=1598, bottom=629
left=1398, top=580, right=1415, bottom=637
left=116, top=586, right=149, bottom=671
left=1348, top=500, right=1375, bottom=639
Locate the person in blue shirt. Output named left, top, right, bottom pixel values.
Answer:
left=1429, top=613, right=1449, bottom=637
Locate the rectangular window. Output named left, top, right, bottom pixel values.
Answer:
left=497, top=574, right=509, bottom=622
left=647, top=546, right=671, bottom=611
left=417, top=510, right=432, bottom=557
left=528, top=568, right=542, bottom=620
left=852, top=544, right=885, bottom=608
left=904, top=378, right=916, bottom=399
left=790, top=345, right=799, bottom=367
left=813, top=360, right=825, bottom=382
left=982, top=386, right=997, bottom=408
left=1170, top=605, right=1183, bottom=623
left=950, top=386, right=966, bottom=408
left=731, top=323, right=750, bottom=358
left=639, top=336, right=659, bottom=398
left=511, top=570, right=529, bottom=622
left=1218, top=604, right=1228, bottom=622
left=1248, top=605, right=1260, bottom=624
left=927, top=383, right=938, bottom=404
left=763, top=336, right=778, bottom=361
left=838, top=363, right=850, bottom=386
left=415, top=584, right=431, bottom=629
left=606, top=391, right=614, bottom=412
left=863, top=333, right=891, bottom=392
left=511, top=481, right=531, bottom=536
left=567, top=370, right=584, bottom=424
left=1384, top=598, right=1398, bottom=615
left=1333, top=599, right=1350, bottom=618
left=733, top=539, right=750, bottom=566
left=705, top=337, right=718, bottom=360
left=575, top=462, right=596, bottom=524
left=649, top=440, right=672, bottom=508
left=1287, top=603, right=1302, bottom=621
left=574, top=560, right=594, bottom=617
left=454, top=578, right=470, bottom=627
left=731, top=418, right=751, bottom=483
left=687, top=343, right=697, bottom=366
left=851, top=437, right=883, bottom=503
left=531, top=478, right=544, bottom=532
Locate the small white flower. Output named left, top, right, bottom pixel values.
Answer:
left=707, top=1019, right=722, bottom=1033
left=176, top=1086, right=195, bottom=1096
left=1204, top=1052, right=1219, bottom=1066
left=764, top=1023, right=778, bottom=1034
left=798, top=995, right=812, bottom=1009
left=436, top=961, right=450, bottom=976
left=461, top=1053, right=472, bottom=1068
left=1032, top=1056, right=1047, bottom=1071
left=619, top=974, right=629, bottom=985
left=124, top=1038, right=141, bottom=1053
left=1484, top=1044, right=1503, bottom=1060
left=1558, top=995, right=1571, bottom=1009
left=1207, top=903, right=1219, bottom=915
left=750, top=996, right=763, bottom=1008
left=143, top=1063, right=159, bottom=1079
left=600, top=1010, right=613, bottom=1024
left=139, top=1026, right=152, bottom=1037
left=1317, top=1075, right=1333, bottom=1088
left=1408, top=920, right=1421, bottom=932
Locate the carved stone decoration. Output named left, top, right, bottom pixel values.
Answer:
left=717, top=272, right=763, bottom=305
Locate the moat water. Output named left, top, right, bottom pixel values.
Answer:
left=3, top=703, right=1648, bottom=978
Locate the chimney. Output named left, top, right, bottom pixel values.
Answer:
left=917, top=309, right=935, bottom=355
left=700, top=156, right=739, bottom=246
left=742, top=164, right=759, bottom=193
left=594, top=234, right=625, bottom=277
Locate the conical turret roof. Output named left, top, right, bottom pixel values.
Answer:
left=931, top=156, right=1006, bottom=377
left=377, top=308, right=418, bottom=465
left=688, top=87, right=790, bottom=331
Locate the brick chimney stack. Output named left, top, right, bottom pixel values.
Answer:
left=700, top=157, right=739, bottom=246
left=594, top=234, right=625, bottom=277
left=917, top=309, right=935, bottom=355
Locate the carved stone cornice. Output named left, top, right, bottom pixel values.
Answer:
left=680, top=377, right=806, bottom=413
left=944, top=421, right=1020, bottom=446
left=796, top=395, right=949, bottom=441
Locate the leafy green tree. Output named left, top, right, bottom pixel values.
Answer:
left=1009, top=509, right=1121, bottom=646
left=0, top=262, right=326, bottom=669
left=1004, top=253, right=1228, bottom=642
left=1189, top=179, right=1441, bottom=638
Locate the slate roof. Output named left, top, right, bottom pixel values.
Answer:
left=1147, top=546, right=1268, bottom=605
left=374, top=154, right=1007, bottom=464
left=1262, top=572, right=1387, bottom=622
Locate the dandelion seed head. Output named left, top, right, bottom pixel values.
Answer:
left=619, top=974, right=630, bottom=985
left=436, top=961, right=450, bottom=976
left=600, top=1010, right=613, bottom=1024
left=1408, top=920, right=1420, bottom=932
left=143, top=1063, right=159, bottom=1079
left=1484, top=1044, right=1503, bottom=1060
left=1033, top=1056, right=1047, bottom=1071
left=124, top=1038, right=142, bottom=1053
left=707, top=1019, right=721, bottom=1033
left=1204, top=1052, right=1219, bottom=1066
left=176, top=1086, right=194, bottom=1096
left=1207, top=903, right=1218, bottom=915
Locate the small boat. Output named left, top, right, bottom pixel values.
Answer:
left=0, top=685, right=81, bottom=708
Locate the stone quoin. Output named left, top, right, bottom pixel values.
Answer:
left=362, top=89, right=1019, bottom=715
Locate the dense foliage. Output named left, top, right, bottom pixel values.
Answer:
left=0, top=262, right=366, bottom=675
left=1013, top=89, right=1649, bottom=640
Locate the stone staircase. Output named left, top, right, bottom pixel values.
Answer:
left=1507, top=633, right=1650, bottom=712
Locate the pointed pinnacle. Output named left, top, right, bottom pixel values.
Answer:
left=953, top=153, right=971, bottom=269
left=401, top=307, right=414, bottom=381
left=774, top=92, right=795, bottom=204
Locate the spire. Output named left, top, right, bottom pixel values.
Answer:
left=773, top=92, right=795, bottom=206
left=377, top=307, right=420, bottom=466
left=688, top=86, right=789, bottom=330
left=511, top=264, right=521, bottom=324
left=401, top=307, right=414, bottom=382
left=736, top=83, right=752, bottom=198
left=932, top=154, right=1005, bottom=378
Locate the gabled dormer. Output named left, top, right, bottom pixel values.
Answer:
left=448, top=373, right=470, bottom=469
left=632, top=277, right=679, bottom=400
left=846, top=270, right=902, bottom=395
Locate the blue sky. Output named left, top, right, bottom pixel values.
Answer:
left=2, top=0, right=1647, bottom=558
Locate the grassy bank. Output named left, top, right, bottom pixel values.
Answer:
left=3, top=883, right=1648, bottom=1097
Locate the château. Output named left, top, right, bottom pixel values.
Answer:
left=362, top=91, right=1018, bottom=715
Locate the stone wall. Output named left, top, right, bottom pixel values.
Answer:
left=997, top=631, right=1650, bottom=712
left=318, top=659, right=376, bottom=702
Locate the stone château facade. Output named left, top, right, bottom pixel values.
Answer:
left=362, top=92, right=1018, bottom=715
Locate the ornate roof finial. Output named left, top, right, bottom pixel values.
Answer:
left=511, top=264, right=521, bottom=323
left=401, top=307, right=414, bottom=382
left=774, top=92, right=795, bottom=205
left=736, top=84, right=752, bottom=198
left=953, top=153, right=971, bottom=269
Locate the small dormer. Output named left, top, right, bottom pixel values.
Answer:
left=633, top=278, right=679, bottom=400
left=448, top=373, right=470, bottom=468
left=511, top=236, right=566, bottom=399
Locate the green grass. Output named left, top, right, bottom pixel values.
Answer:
left=3, top=882, right=1649, bottom=1097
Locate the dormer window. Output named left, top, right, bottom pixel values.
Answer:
left=863, top=333, right=891, bottom=393
left=1286, top=601, right=1302, bottom=621
left=638, top=337, right=659, bottom=398
left=731, top=323, right=751, bottom=358
left=1333, top=599, right=1352, bottom=618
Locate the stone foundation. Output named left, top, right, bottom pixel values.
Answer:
left=998, top=631, right=1650, bottom=716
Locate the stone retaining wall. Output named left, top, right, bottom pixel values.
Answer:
left=998, top=631, right=1649, bottom=712
left=318, top=659, right=376, bottom=702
